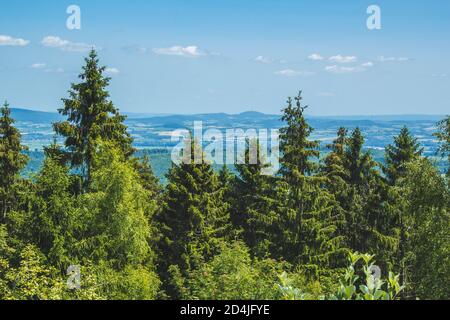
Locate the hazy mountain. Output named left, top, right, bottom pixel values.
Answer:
left=10, top=107, right=446, bottom=158
left=12, top=108, right=446, bottom=177
left=11, top=108, right=62, bottom=123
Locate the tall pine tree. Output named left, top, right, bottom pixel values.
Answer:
left=435, top=116, right=450, bottom=177
left=0, top=102, right=29, bottom=220
left=276, top=92, right=345, bottom=275
left=53, top=50, right=133, bottom=189
left=231, top=140, right=278, bottom=258
left=156, top=139, right=231, bottom=298
left=322, top=127, right=349, bottom=194
left=384, top=126, right=423, bottom=185
left=341, top=128, right=398, bottom=268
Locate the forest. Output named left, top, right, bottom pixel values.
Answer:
left=0, top=50, right=449, bottom=300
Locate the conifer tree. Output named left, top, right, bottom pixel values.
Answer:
left=322, top=127, right=349, bottom=194
left=344, top=128, right=376, bottom=188
left=396, top=158, right=449, bottom=299
left=43, top=137, right=72, bottom=167
left=384, top=126, right=423, bottom=185
left=156, top=139, right=231, bottom=298
left=15, top=156, right=77, bottom=269
left=276, top=92, right=345, bottom=274
left=0, top=102, right=29, bottom=220
left=435, top=116, right=450, bottom=177
left=321, top=128, right=350, bottom=241
left=279, top=92, right=319, bottom=182
left=232, top=140, right=278, bottom=258
left=341, top=128, right=398, bottom=266
left=218, top=164, right=233, bottom=192
left=133, top=152, right=162, bottom=198
left=53, top=50, right=133, bottom=189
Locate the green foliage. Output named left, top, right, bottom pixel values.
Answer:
left=322, top=127, right=349, bottom=194
left=324, top=127, right=399, bottom=269
left=435, top=115, right=450, bottom=176
left=276, top=92, right=346, bottom=273
left=384, top=126, right=423, bottom=185
left=14, top=156, right=78, bottom=269
left=183, top=242, right=323, bottom=300
left=0, top=101, right=29, bottom=220
left=133, top=152, right=162, bottom=197
left=156, top=139, right=232, bottom=298
left=183, top=242, right=279, bottom=300
left=231, top=140, right=278, bottom=258
left=81, top=142, right=157, bottom=269
left=53, top=50, right=133, bottom=188
left=396, top=158, right=450, bottom=299
left=0, top=52, right=448, bottom=301
left=329, top=252, right=403, bottom=300
left=2, top=244, right=65, bottom=300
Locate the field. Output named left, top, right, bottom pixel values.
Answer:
left=15, top=108, right=447, bottom=179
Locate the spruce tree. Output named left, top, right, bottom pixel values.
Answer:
left=279, top=92, right=319, bottom=182
left=133, top=152, right=162, bottom=198
left=341, top=128, right=398, bottom=267
left=0, top=102, right=29, bottom=220
left=384, top=126, right=423, bottom=185
left=396, top=158, right=450, bottom=299
left=53, top=50, right=133, bottom=189
left=321, top=128, right=350, bottom=241
left=232, top=140, right=278, bottom=258
left=435, top=116, right=450, bottom=177
left=322, top=127, right=349, bottom=194
left=276, top=92, right=345, bottom=274
left=17, top=155, right=77, bottom=269
left=218, top=164, right=233, bottom=192
left=156, top=139, right=231, bottom=298
left=344, top=128, right=375, bottom=187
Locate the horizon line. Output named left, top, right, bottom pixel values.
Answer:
left=9, top=106, right=447, bottom=119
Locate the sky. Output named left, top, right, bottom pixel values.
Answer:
left=0, top=0, right=449, bottom=115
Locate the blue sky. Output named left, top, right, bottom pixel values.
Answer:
left=0, top=0, right=449, bottom=115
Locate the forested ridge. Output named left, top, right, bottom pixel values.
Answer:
left=0, top=51, right=448, bottom=300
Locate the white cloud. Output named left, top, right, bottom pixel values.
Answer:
left=30, top=63, right=64, bottom=74
left=41, top=36, right=93, bottom=52
left=361, top=62, right=374, bottom=67
left=329, top=55, right=357, bottom=64
left=275, top=69, right=315, bottom=77
left=325, top=65, right=359, bottom=74
left=378, top=56, right=396, bottom=62
left=254, top=56, right=273, bottom=64
left=0, top=35, right=30, bottom=46
left=308, top=53, right=324, bottom=61
left=153, top=45, right=205, bottom=58
left=378, top=56, right=410, bottom=62
left=105, top=67, right=120, bottom=75
left=30, top=63, right=46, bottom=69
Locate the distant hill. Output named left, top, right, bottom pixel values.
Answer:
left=11, top=108, right=62, bottom=123
left=311, top=114, right=446, bottom=122
left=10, top=107, right=445, bottom=124
left=12, top=107, right=447, bottom=176
left=126, top=112, right=281, bottom=130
